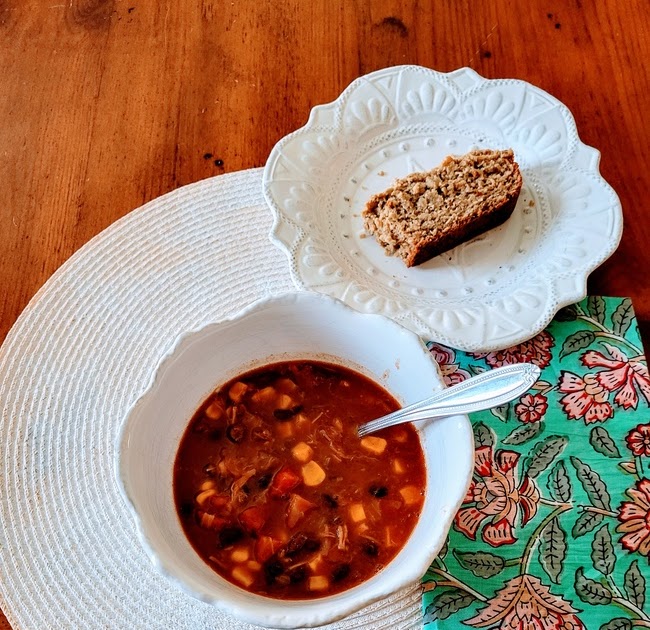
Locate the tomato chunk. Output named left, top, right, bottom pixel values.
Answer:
left=254, top=535, right=282, bottom=563
left=269, top=465, right=301, bottom=498
left=239, top=505, right=267, bottom=534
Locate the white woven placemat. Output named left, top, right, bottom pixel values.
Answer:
left=0, top=169, right=422, bottom=630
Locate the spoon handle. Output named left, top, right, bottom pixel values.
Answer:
left=357, top=362, right=541, bottom=437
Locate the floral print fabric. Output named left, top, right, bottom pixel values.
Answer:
left=422, top=298, right=650, bottom=630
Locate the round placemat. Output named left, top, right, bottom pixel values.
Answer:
left=0, top=169, right=422, bottom=630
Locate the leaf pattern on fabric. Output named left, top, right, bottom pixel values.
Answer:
left=539, top=516, right=567, bottom=583
left=422, top=298, right=650, bottom=629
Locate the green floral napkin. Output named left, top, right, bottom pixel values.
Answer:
left=422, top=297, right=650, bottom=630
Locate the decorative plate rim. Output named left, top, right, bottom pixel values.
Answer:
left=262, top=65, right=623, bottom=352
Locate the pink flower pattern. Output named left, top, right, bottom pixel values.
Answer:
left=626, top=423, right=650, bottom=457
left=514, top=393, right=548, bottom=423
left=581, top=343, right=650, bottom=410
left=454, top=446, right=540, bottom=547
left=464, top=574, right=585, bottom=629
left=427, top=343, right=471, bottom=387
left=616, top=479, right=650, bottom=556
left=558, top=371, right=614, bottom=424
left=471, top=331, right=555, bottom=369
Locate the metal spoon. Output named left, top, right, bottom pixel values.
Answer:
left=357, top=362, right=541, bottom=437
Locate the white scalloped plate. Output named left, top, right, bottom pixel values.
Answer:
left=262, top=66, right=623, bottom=352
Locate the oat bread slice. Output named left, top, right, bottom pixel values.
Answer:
left=362, top=149, right=522, bottom=267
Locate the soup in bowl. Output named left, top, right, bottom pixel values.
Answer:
left=117, top=292, right=473, bottom=628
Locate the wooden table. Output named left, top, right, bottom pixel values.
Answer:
left=0, top=1, right=647, bottom=627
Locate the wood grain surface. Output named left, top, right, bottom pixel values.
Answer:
left=0, top=0, right=648, bottom=627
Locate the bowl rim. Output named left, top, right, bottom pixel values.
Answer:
left=115, top=291, right=474, bottom=628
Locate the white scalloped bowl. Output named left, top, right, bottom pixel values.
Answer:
left=116, top=292, right=473, bottom=628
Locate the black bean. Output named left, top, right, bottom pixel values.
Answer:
left=285, top=532, right=308, bottom=555
left=273, top=405, right=303, bottom=421
left=332, top=563, right=350, bottom=582
left=226, top=424, right=245, bottom=443
left=218, top=526, right=244, bottom=548
left=248, top=369, right=284, bottom=388
left=264, top=560, right=284, bottom=584
left=322, top=494, right=338, bottom=508
left=257, top=473, right=272, bottom=489
left=285, top=533, right=320, bottom=557
left=369, top=484, right=388, bottom=498
left=288, top=566, right=307, bottom=584
left=363, top=541, right=379, bottom=557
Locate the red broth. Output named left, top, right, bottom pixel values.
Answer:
left=173, top=360, right=426, bottom=599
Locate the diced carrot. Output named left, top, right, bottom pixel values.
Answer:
left=200, top=479, right=216, bottom=491
left=302, top=460, right=326, bottom=486
left=392, top=458, right=405, bottom=474
left=232, top=566, right=254, bottom=588
left=356, top=522, right=369, bottom=534
left=254, top=536, right=282, bottom=563
left=360, top=436, right=387, bottom=455
left=392, top=428, right=408, bottom=443
left=308, top=575, right=329, bottom=591
left=231, top=547, right=249, bottom=563
left=400, top=485, right=423, bottom=506
left=239, top=505, right=267, bottom=534
left=247, top=560, right=262, bottom=571
left=348, top=503, right=366, bottom=523
left=205, top=400, right=224, bottom=420
left=269, top=465, right=301, bottom=497
left=291, top=441, right=313, bottom=463
left=286, top=493, right=317, bottom=528
left=228, top=381, right=248, bottom=403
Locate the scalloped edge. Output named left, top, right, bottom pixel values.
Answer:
left=262, top=65, right=623, bottom=352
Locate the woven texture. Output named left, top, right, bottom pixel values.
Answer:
left=0, top=169, right=422, bottom=630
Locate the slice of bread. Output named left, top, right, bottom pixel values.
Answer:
left=362, top=149, right=522, bottom=267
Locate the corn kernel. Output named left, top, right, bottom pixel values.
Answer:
left=400, top=485, right=423, bottom=506
left=292, top=441, right=313, bottom=463
left=231, top=566, right=254, bottom=587
left=204, top=401, right=224, bottom=420
left=230, top=547, right=249, bottom=563
left=308, top=575, right=329, bottom=591
left=360, top=436, right=387, bottom=455
left=302, top=460, right=326, bottom=486
left=228, top=381, right=248, bottom=403
left=276, top=393, right=294, bottom=409
left=349, top=503, right=366, bottom=523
